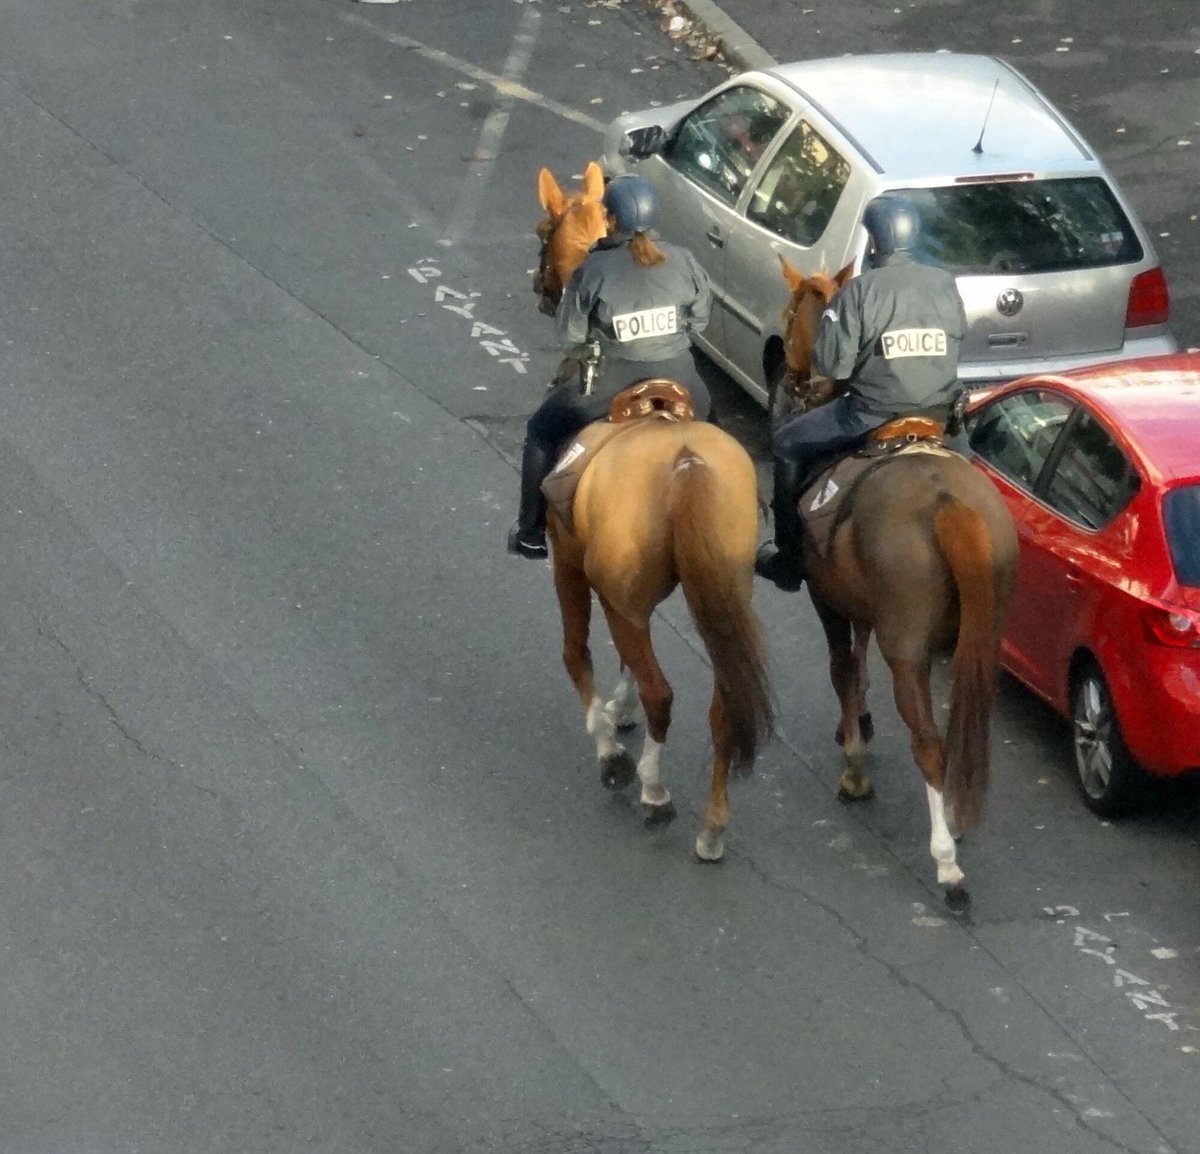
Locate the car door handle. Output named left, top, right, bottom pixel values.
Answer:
left=705, top=226, right=725, bottom=248
left=1064, top=569, right=1085, bottom=589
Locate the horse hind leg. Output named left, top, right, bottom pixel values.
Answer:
left=816, top=603, right=873, bottom=801
left=834, top=621, right=875, bottom=746
left=891, top=658, right=968, bottom=910
left=602, top=609, right=676, bottom=826
left=553, top=554, right=635, bottom=790
left=604, top=665, right=641, bottom=732
left=695, top=688, right=731, bottom=863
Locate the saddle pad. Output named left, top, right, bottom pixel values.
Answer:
left=540, top=421, right=635, bottom=535
left=799, top=442, right=953, bottom=561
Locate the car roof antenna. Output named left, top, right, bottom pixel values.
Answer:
left=972, top=78, right=1000, bottom=155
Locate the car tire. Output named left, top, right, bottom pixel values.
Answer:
left=1071, top=660, right=1146, bottom=818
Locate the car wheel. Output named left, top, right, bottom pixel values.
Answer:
left=1071, top=661, right=1145, bottom=817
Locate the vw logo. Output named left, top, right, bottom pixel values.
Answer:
left=996, top=288, right=1024, bottom=317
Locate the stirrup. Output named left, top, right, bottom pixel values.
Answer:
left=507, top=521, right=548, bottom=559
left=754, top=541, right=804, bottom=591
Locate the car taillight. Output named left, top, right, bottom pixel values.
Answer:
left=1143, top=604, right=1200, bottom=648
left=1125, top=266, right=1170, bottom=328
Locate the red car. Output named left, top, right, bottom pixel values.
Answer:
left=964, top=353, right=1200, bottom=815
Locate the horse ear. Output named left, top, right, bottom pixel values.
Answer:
left=778, top=254, right=804, bottom=294
left=834, top=261, right=856, bottom=288
left=538, top=168, right=566, bottom=216
left=581, top=161, right=605, bottom=201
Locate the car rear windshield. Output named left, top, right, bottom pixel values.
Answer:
left=1164, top=485, right=1200, bottom=587
left=899, top=178, right=1144, bottom=275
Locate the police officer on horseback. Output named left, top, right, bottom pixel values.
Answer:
left=507, top=173, right=714, bottom=559
left=754, top=192, right=969, bottom=591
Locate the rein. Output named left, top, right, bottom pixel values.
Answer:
left=533, top=215, right=560, bottom=315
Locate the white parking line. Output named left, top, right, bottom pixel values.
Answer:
left=441, top=5, right=542, bottom=244
left=340, top=11, right=607, bottom=136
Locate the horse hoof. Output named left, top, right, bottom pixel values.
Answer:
left=643, top=800, right=676, bottom=828
left=694, top=832, right=724, bottom=862
left=944, top=885, right=971, bottom=913
left=837, top=785, right=875, bottom=804
left=599, top=751, right=636, bottom=791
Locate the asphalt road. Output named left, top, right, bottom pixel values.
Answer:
left=0, top=2, right=1197, bottom=1152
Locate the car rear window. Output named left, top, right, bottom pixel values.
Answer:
left=1164, top=485, right=1200, bottom=587
left=899, top=179, right=1144, bottom=275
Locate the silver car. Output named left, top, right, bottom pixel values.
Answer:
left=602, top=53, right=1176, bottom=412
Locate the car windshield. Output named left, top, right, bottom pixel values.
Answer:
left=1163, top=485, right=1200, bottom=587
left=898, top=178, right=1144, bottom=275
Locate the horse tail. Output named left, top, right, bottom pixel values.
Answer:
left=933, top=496, right=1002, bottom=832
left=670, top=448, right=774, bottom=773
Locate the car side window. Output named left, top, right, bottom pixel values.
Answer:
left=746, top=120, right=850, bottom=246
left=966, top=390, right=1073, bottom=491
left=665, top=86, right=789, bottom=208
left=1043, top=411, right=1140, bottom=529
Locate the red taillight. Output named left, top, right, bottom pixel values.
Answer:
left=1125, top=266, right=1170, bottom=328
left=1143, top=603, right=1200, bottom=648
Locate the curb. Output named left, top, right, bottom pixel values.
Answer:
left=667, top=0, right=777, bottom=72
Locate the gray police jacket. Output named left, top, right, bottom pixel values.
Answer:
left=812, top=252, right=968, bottom=418
left=556, top=234, right=711, bottom=363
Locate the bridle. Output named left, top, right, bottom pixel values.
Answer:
left=532, top=214, right=562, bottom=316
left=779, top=281, right=839, bottom=413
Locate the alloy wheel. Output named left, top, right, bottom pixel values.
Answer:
left=1073, top=674, right=1114, bottom=802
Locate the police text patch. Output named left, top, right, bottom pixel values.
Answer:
left=612, top=305, right=678, bottom=342
left=880, top=328, right=947, bottom=358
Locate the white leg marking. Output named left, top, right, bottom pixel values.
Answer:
left=637, top=736, right=670, bottom=807
left=604, top=668, right=640, bottom=728
left=926, top=784, right=965, bottom=887
left=587, top=696, right=623, bottom=761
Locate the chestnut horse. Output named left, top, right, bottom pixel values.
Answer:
left=776, top=257, right=1018, bottom=907
left=533, top=162, right=607, bottom=315
left=547, top=412, right=773, bottom=862
left=528, top=165, right=770, bottom=859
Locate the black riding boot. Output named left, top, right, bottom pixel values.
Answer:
left=507, top=438, right=555, bottom=558
left=754, top=457, right=807, bottom=591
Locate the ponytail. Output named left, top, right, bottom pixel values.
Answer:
left=629, top=231, right=666, bottom=268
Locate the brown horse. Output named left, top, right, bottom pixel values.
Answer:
left=533, top=162, right=607, bottom=315
left=547, top=412, right=773, bottom=862
left=776, top=257, right=1018, bottom=908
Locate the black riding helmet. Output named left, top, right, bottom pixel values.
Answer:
left=862, top=193, right=920, bottom=267
left=602, top=174, right=660, bottom=236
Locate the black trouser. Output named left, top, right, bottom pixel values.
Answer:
left=769, top=394, right=882, bottom=552
left=516, top=350, right=714, bottom=535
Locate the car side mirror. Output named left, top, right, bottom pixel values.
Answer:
left=621, top=125, right=667, bottom=160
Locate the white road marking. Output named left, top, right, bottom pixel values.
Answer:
left=340, top=12, right=607, bottom=135
left=441, top=6, right=542, bottom=244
